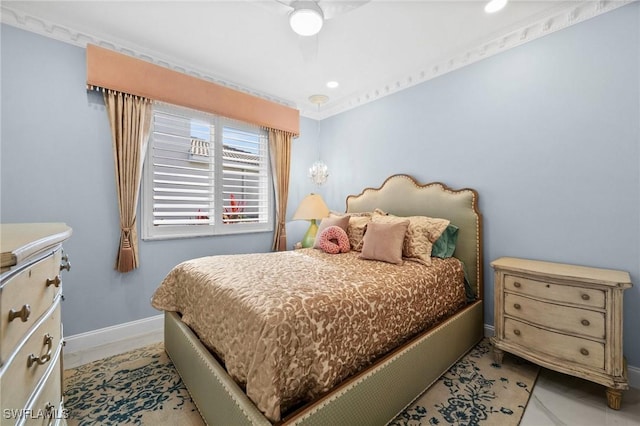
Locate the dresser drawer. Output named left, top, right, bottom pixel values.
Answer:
left=505, top=274, right=605, bottom=309
left=23, top=345, right=65, bottom=426
left=1, top=249, right=62, bottom=365
left=504, top=318, right=604, bottom=371
left=1, top=301, right=62, bottom=416
left=504, top=293, right=605, bottom=339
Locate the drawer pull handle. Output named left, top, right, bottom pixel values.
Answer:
left=513, top=282, right=521, bottom=288
left=46, top=275, right=61, bottom=288
left=513, top=329, right=521, bottom=336
left=513, top=303, right=521, bottom=310
left=581, top=319, right=590, bottom=327
left=8, top=304, right=31, bottom=322
left=580, top=348, right=589, bottom=356
left=581, top=293, right=590, bottom=301
left=45, top=403, right=55, bottom=426
left=60, top=259, right=71, bottom=272
left=27, top=334, right=53, bottom=367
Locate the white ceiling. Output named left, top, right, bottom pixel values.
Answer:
left=1, top=1, right=630, bottom=119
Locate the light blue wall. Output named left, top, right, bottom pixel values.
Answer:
left=318, top=4, right=640, bottom=366
left=0, top=25, right=316, bottom=335
left=2, top=3, right=639, bottom=368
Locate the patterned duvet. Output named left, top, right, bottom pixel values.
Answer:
left=151, top=248, right=466, bottom=422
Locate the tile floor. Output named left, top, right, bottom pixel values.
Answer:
left=64, top=335, right=640, bottom=425
left=521, top=368, right=640, bottom=426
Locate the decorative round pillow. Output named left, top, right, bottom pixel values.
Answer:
left=317, top=225, right=351, bottom=254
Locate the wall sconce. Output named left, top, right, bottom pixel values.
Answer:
left=309, top=160, right=329, bottom=185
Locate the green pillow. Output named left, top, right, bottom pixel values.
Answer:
left=431, top=224, right=459, bottom=258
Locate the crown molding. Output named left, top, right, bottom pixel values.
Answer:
left=1, top=1, right=634, bottom=122
left=305, top=0, right=633, bottom=120
left=0, top=5, right=296, bottom=110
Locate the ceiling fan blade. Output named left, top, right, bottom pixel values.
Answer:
left=317, top=0, right=371, bottom=20
left=298, top=36, right=319, bottom=63
left=249, top=0, right=293, bottom=15
left=275, top=0, right=297, bottom=12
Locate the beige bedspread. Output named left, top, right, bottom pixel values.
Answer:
left=151, top=249, right=466, bottom=422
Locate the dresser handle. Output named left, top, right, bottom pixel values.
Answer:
left=513, top=282, right=521, bottom=288
left=8, top=304, right=31, bottom=322
left=513, top=329, right=521, bottom=336
left=513, top=303, right=521, bottom=310
left=45, top=403, right=55, bottom=426
left=581, top=293, right=590, bottom=301
left=581, top=319, right=590, bottom=326
left=27, top=334, right=53, bottom=367
left=60, top=259, right=71, bottom=272
left=46, top=275, right=61, bottom=288
left=580, top=348, right=589, bottom=356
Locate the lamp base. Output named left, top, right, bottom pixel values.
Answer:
left=301, top=219, right=319, bottom=248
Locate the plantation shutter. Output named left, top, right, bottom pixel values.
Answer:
left=143, top=102, right=272, bottom=239
left=221, top=125, right=269, bottom=225
left=150, top=106, right=215, bottom=226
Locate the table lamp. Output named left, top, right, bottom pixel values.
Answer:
left=293, top=193, right=330, bottom=248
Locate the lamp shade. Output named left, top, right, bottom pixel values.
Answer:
left=293, top=193, right=330, bottom=220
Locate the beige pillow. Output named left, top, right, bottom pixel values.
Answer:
left=372, top=212, right=450, bottom=266
left=313, top=215, right=350, bottom=249
left=359, top=220, right=409, bottom=265
left=347, top=216, right=371, bottom=251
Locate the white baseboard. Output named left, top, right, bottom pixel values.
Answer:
left=627, top=365, right=640, bottom=390
left=484, top=323, right=495, bottom=338
left=64, top=314, right=163, bottom=369
left=483, top=323, right=639, bottom=389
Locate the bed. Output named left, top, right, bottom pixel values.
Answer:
left=152, top=174, right=484, bottom=425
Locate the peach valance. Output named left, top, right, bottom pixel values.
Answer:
left=86, top=44, right=299, bottom=135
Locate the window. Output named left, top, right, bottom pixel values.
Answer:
left=142, top=103, right=272, bottom=240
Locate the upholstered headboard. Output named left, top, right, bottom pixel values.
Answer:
left=346, top=174, right=483, bottom=300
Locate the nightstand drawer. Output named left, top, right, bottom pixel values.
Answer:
left=505, top=274, right=605, bottom=309
left=1, top=248, right=62, bottom=364
left=504, top=318, right=604, bottom=371
left=504, top=293, right=605, bottom=339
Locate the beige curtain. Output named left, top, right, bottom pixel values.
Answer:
left=104, top=90, right=152, bottom=272
left=269, top=129, right=293, bottom=251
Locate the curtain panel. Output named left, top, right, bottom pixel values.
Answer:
left=269, top=129, right=293, bottom=251
left=103, top=89, right=152, bottom=272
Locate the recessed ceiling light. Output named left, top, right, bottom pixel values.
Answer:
left=485, top=0, right=508, bottom=14
left=326, top=81, right=339, bottom=89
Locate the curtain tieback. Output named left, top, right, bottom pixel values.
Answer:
left=121, top=228, right=133, bottom=247
left=117, top=227, right=135, bottom=272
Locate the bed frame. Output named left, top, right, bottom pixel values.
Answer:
left=163, top=174, right=484, bottom=425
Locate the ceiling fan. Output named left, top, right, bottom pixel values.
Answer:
left=263, top=0, right=372, bottom=36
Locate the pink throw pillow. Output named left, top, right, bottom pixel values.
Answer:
left=317, top=226, right=351, bottom=254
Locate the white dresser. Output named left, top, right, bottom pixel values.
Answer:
left=1, top=223, right=72, bottom=425
left=490, top=257, right=632, bottom=410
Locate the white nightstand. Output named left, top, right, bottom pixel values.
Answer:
left=490, top=257, right=632, bottom=410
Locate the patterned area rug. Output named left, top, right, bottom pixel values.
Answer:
left=390, top=339, right=539, bottom=426
left=63, top=343, right=204, bottom=426
left=63, top=339, right=538, bottom=426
